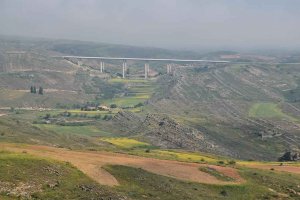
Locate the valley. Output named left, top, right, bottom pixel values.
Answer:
left=0, top=36, right=300, bottom=199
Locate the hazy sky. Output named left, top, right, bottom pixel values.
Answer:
left=0, top=0, right=299, bottom=50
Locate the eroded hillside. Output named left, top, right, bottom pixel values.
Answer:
left=148, top=64, right=300, bottom=160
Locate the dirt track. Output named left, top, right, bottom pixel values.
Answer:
left=1, top=143, right=244, bottom=186
left=243, top=163, right=300, bottom=174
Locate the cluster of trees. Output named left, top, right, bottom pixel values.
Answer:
left=80, top=102, right=100, bottom=111
left=55, top=102, right=119, bottom=110
left=80, top=102, right=118, bottom=111
left=43, top=112, right=113, bottom=121
left=30, top=86, right=43, bottom=95
left=110, top=104, right=117, bottom=108
left=134, top=102, right=144, bottom=108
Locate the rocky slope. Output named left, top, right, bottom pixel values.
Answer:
left=113, top=111, right=231, bottom=156
left=147, top=64, right=300, bottom=160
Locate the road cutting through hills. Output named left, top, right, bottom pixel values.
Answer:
left=0, top=143, right=244, bottom=186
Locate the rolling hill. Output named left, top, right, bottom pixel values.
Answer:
left=1, top=35, right=300, bottom=199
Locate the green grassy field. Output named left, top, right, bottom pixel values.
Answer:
left=199, top=167, right=235, bottom=181
left=249, top=102, right=296, bottom=121
left=102, top=96, right=148, bottom=107
left=105, top=165, right=300, bottom=200
left=108, top=78, right=151, bottom=84
left=0, top=115, right=112, bottom=150
left=100, top=137, right=150, bottom=149
left=68, top=109, right=117, bottom=114
left=68, top=107, right=142, bottom=115
left=0, top=88, right=93, bottom=108
left=0, top=88, right=26, bottom=100
left=103, top=78, right=157, bottom=107
left=2, top=150, right=300, bottom=200
left=148, top=150, right=219, bottom=163
left=97, top=137, right=224, bottom=164
left=34, top=124, right=113, bottom=137
left=0, top=151, right=122, bottom=200
left=126, top=148, right=223, bottom=164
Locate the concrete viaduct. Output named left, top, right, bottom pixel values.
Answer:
left=55, top=56, right=229, bottom=79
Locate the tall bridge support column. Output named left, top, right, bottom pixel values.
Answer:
left=100, top=61, right=104, bottom=73
left=77, top=59, right=82, bottom=66
left=145, top=63, right=149, bottom=79
left=167, top=64, right=172, bottom=74
left=122, top=60, right=127, bottom=78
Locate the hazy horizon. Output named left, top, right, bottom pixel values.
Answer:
left=1, top=0, right=300, bottom=51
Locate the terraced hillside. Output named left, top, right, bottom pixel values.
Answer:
left=147, top=64, right=300, bottom=160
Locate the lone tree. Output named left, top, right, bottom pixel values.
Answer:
left=30, top=86, right=37, bottom=94
left=30, top=86, right=34, bottom=93
left=38, top=87, right=43, bottom=95
left=33, top=86, right=37, bottom=94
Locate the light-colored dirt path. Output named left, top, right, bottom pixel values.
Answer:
left=0, top=143, right=243, bottom=186
left=243, top=163, right=300, bottom=174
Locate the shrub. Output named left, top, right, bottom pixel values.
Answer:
left=63, top=112, right=72, bottom=117
left=134, top=102, right=144, bottom=108
left=218, top=161, right=225, bottom=165
left=110, top=104, right=117, bottom=108
left=10, top=107, right=15, bottom=112
left=220, top=190, right=228, bottom=196
left=38, top=86, right=43, bottom=95
left=228, top=160, right=236, bottom=165
left=94, top=114, right=101, bottom=119
left=103, top=115, right=112, bottom=120
left=44, top=113, right=51, bottom=120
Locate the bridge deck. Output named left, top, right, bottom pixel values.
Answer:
left=54, top=56, right=229, bottom=63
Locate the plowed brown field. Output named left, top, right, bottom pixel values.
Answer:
left=1, top=143, right=244, bottom=186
